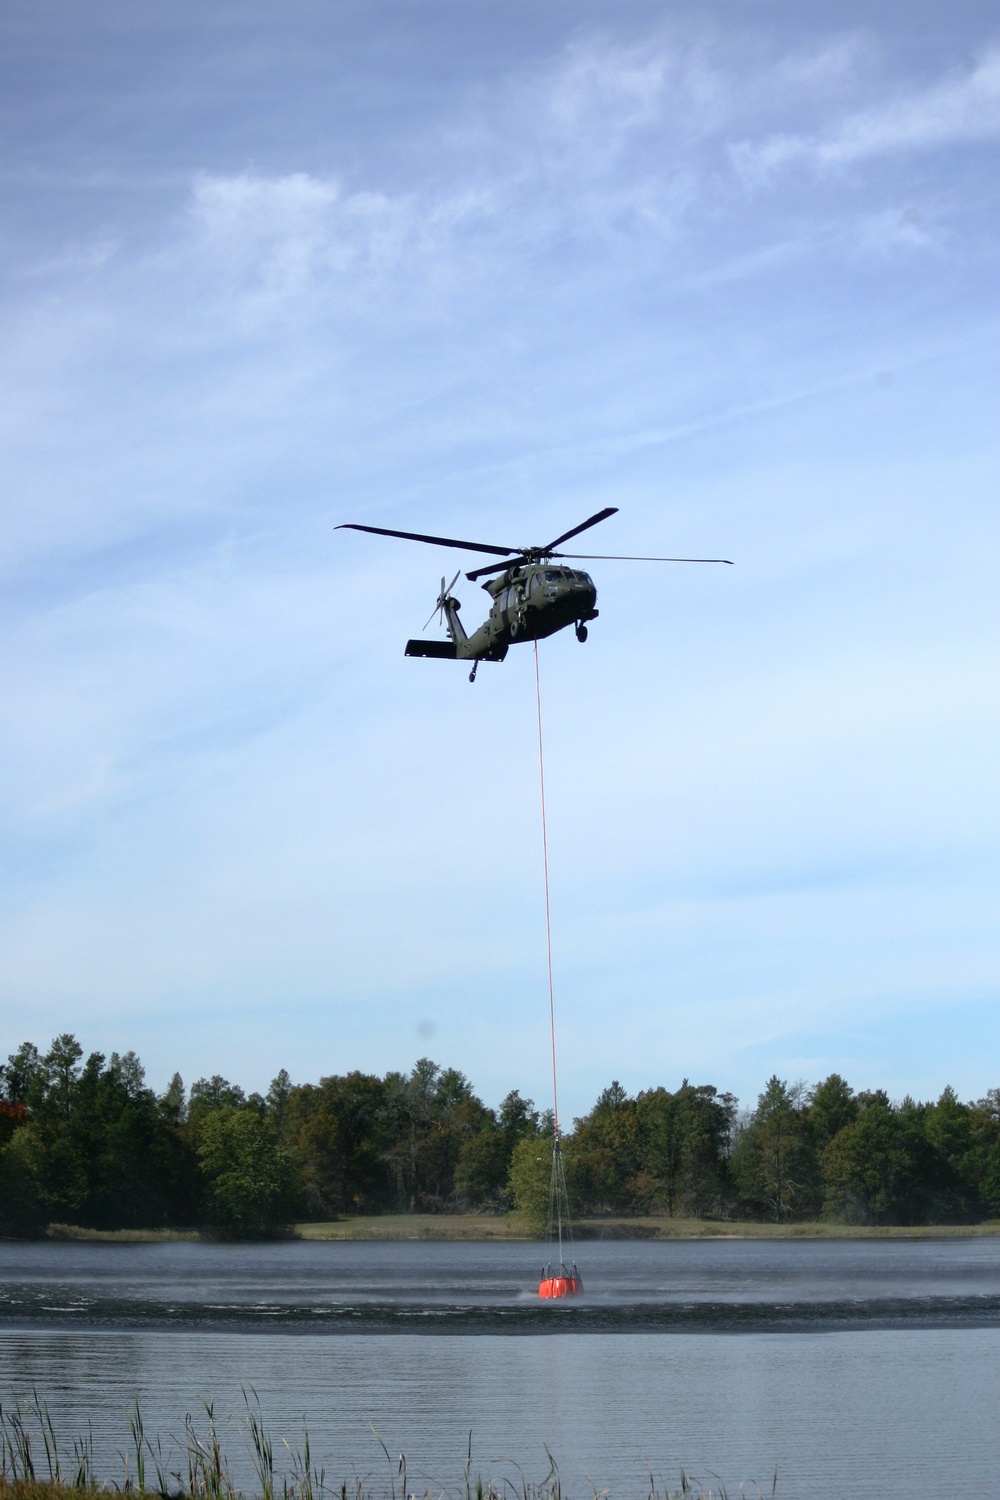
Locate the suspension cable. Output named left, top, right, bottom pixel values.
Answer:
left=534, top=639, right=560, bottom=1141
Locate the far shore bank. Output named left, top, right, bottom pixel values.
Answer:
left=296, top=1214, right=1000, bottom=1241
left=28, top=1214, right=1000, bottom=1244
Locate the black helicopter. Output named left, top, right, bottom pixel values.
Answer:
left=337, top=507, right=731, bottom=681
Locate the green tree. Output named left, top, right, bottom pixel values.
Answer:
left=732, top=1077, right=809, bottom=1220
left=0, top=1125, right=49, bottom=1237
left=285, top=1071, right=391, bottom=1217
left=266, top=1070, right=293, bottom=1140
left=159, top=1073, right=187, bottom=1127
left=636, top=1082, right=735, bottom=1216
left=924, top=1085, right=978, bottom=1220
left=970, top=1091, right=1000, bottom=1217
left=44, top=1050, right=199, bottom=1229
left=822, top=1092, right=922, bottom=1224
left=3, top=1043, right=43, bottom=1107
left=455, top=1090, right=540, bottom=1208
left=34, top=1039, right=90, bottom=1223
left=0, top=1038, right=202, bottom=1232
left=187, top=1075, right=246, bottom=1140
left=499, top=1090, right=540, bottom=1143
left=570, top=1081, right=642, bottom=1214
left=799, top=1075, right=859, bottom=1216
left=508, top=1132, right=556, bottom=1230
left=454, top=1124, right=505, bottom=1206
left=197, top=1107, right=301, bottom=1237
left=806, top=1075, right=858, bottom=1149
left=41, top=1035, right=84, bottom=1122
left=380, top=1059, right=491, bottom=1211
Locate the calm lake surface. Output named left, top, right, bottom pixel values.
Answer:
left=3, top=1238, right=1000, bottom=1496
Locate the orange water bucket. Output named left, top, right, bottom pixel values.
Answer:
left=538, top=1263, right=582, bottom=1298
left=539, top=1275, right=581, bottom=1298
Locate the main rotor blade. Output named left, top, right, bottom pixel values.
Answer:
left=466, top=556, right=527, bottom=582
left=336, top=523, right=515, bottom=557
left=560, top=553, right=733, bottom=564
left=544, top=506, right=619, bottom=551
left=465, top=547, right=734, bottom=580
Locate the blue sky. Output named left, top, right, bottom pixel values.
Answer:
left=2, top=0, right=998, bottom=1121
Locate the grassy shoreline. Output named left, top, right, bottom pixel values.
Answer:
left=45, top=1225, right=201, bottom=1243
left=34, top=1214, right=1000, bottom=1244
left=297, top=1214, right=1000, bottom=1241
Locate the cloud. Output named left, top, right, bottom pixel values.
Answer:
left=849, top=205, right=942, bottom=258
left=180, top=44, right=688, bottom=329
left=532, top=30, right=674, bottom=140
left=190, top=171, right=417, bottom=288
left=3, top=23, right=993, bottom=593
left=732, top=46, right=1000, bottom=181
left=177, top=32, right=996, bottom=332
left=824, top=46, right=1000, bottom=162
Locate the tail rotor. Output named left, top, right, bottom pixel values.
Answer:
left=423, top=569, right=461, bottom=631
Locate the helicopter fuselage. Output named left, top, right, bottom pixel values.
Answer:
left=405, top=562, right=598, bottom=666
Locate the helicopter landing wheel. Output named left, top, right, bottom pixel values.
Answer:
left=576, top=623, right=588, bottom=643
left=469, top=661, right=479, bottom=683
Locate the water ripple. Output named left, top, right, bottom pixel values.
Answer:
left=4, top=1286, right=1000, bottom=1333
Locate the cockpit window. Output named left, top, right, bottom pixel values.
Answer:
left=545, top=569, right=561, bottom=581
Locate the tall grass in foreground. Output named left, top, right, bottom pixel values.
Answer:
left=0, top=1390, right=772, bottom=1500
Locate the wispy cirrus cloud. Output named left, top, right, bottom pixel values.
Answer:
left=732, top=45, right=1000, bottom=181
left=174, top=30, right=990, bottom=333
left=5, top=25, right=991, bottom=577
left=4, top=23, right=993, bottom=588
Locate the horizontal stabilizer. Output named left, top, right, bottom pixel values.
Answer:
left=405, top=639, right=459, bottom=659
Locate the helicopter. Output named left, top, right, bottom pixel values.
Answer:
left=337, top=507, right=731, bottom=681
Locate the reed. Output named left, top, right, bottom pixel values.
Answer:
left=0, top=1392, right=763, bottom=1500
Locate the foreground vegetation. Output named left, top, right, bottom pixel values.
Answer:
left=4, top=1034, right=1000, bottom=1238
left=0, top=1392, right=747, bottom=1500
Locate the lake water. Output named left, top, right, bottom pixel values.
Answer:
left=3, top=1238, right=1000, bottom=1496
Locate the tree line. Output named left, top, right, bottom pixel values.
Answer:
left=2, top=1035, right=1000, bottom=1237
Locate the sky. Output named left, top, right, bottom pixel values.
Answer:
left=1, top=0, right=998, bottom=1123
